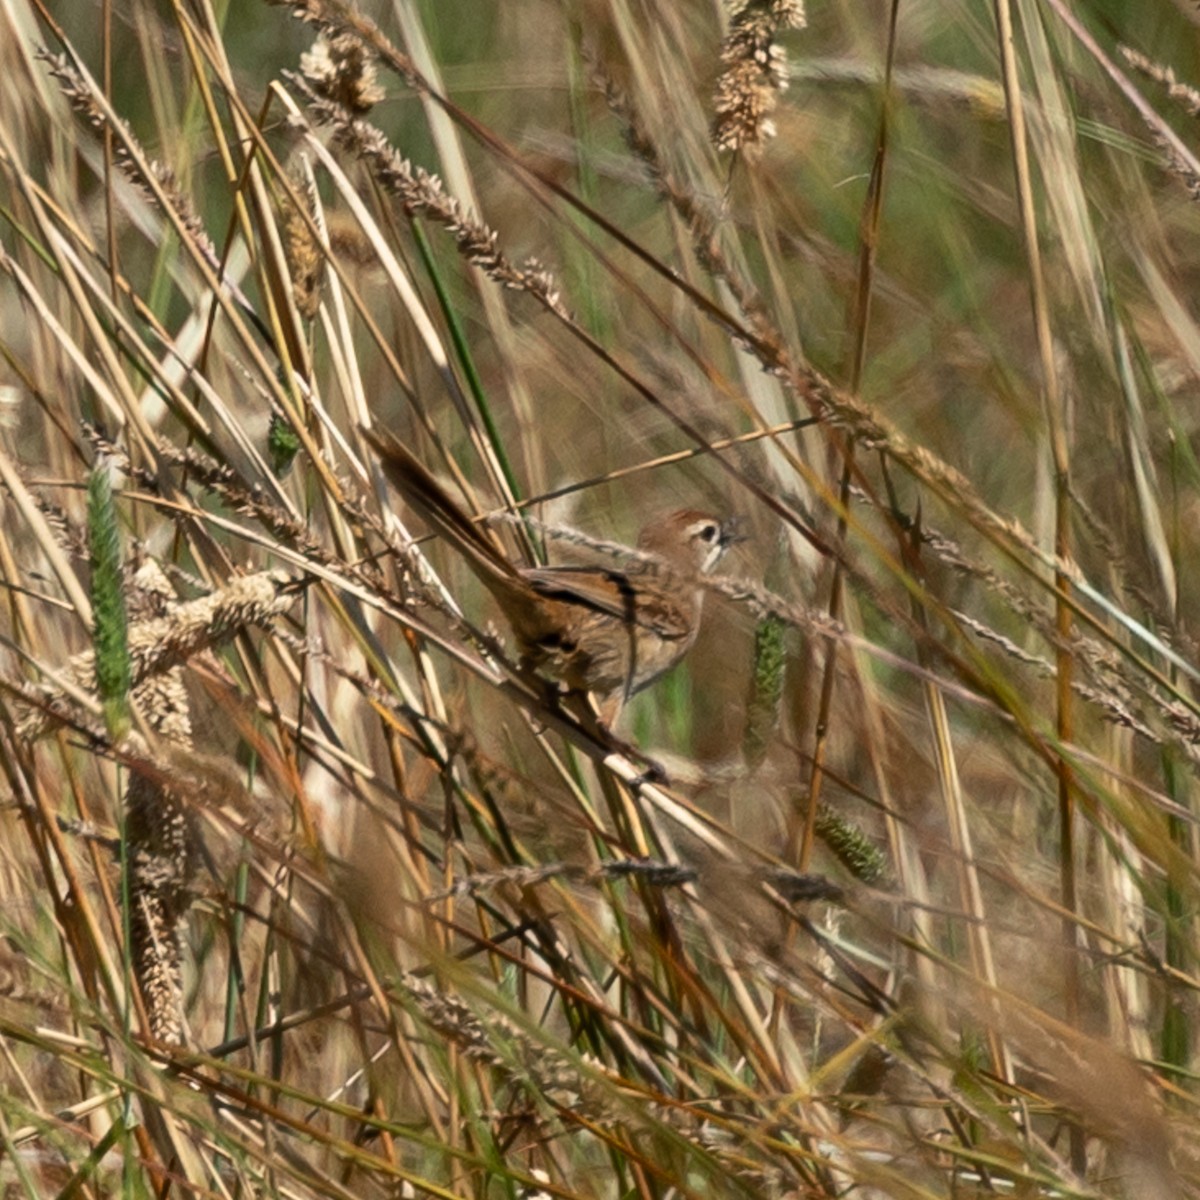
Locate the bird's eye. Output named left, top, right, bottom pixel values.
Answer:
left=698, top=523, right=719, bottom=543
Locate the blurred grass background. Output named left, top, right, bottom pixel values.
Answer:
left=3, top=0, right=1200, bottom=1194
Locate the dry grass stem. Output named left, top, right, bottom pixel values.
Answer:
left=2, top=0, right=1200, bottom=1195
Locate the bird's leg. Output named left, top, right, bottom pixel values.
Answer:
left=511, top=658, right=667, bottom=784
left=565, top=692, right=668, bottom=785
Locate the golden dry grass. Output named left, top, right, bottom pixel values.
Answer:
left=2, top=0, right=1200, bottom=1196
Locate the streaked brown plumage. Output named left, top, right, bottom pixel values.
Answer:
left=364, top=427, right=736, bottom=704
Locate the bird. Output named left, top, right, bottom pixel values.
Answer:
left=363, top=426, right=738, bottom=709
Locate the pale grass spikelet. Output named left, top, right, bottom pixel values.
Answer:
left=300, top=31, right=384, bottom=114
left=144, top=159, right=217, bottom=260
left=43, top=54, right=218, bottom=260
left=122, top=564, right=196, bottom=1045
left=123, top=571, right=300, bottom=685
left=85, top=425, right=320, bottom=556
left=712, top=0, right=806, bottom=156
left=19, top=570, right=299, bottom=743
left=600, top=70, right=779, bottom=342
left=1114, top=47, right=1200, bottom=200
left=264, top=0, right=328, bottom=24
left=292, top=79, right=568, bottom=316
left=400, top=972, right=597, bottom=1110
left=19, top=563, right=298, bottom=1042
left=401, top=963, right=807, bottom=1191
left=1119, top=45, right=1200, bottom=119
left=283, top=173, right=325, bottom=321
left=1152, top=131, right=1200, bottom=201
left=269, top=0, right=427, bottom=93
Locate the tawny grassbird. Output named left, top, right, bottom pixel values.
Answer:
left=364, top=427, right=737, bottom=707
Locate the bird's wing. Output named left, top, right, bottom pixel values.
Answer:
left=522, top=565, right=693, bottom=640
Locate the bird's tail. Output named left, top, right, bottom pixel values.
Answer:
left=363, top=426, right=525, bottom=595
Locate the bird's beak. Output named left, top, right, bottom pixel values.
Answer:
left=719, top=516, right=749, bottom=549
